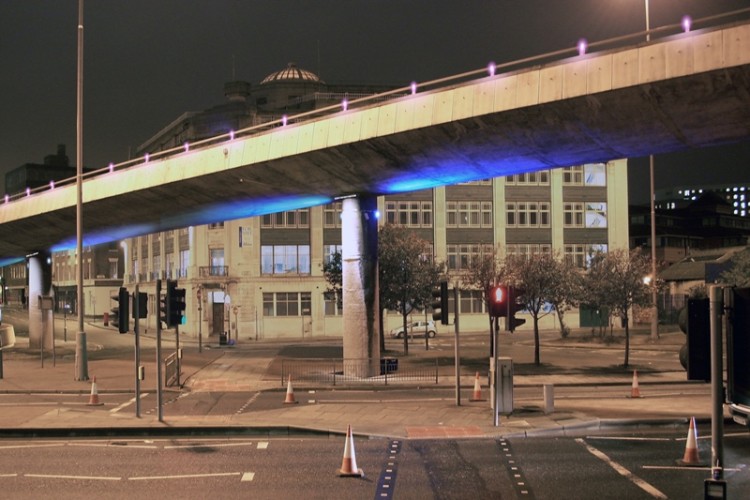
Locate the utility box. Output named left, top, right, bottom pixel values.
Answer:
left=496, top=357, right=513, bottom=415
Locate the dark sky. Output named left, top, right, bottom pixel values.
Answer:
left=1, top=0, right=749, bottom=205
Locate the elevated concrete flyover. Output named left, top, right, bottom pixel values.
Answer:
left=1, top=17, right=749, bottom=260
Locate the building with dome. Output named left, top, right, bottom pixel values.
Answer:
left=49, top=62, right=629, bottom=342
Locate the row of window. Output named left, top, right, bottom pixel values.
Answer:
left=504, top=164, right=607, bottom=186
left=128, top=240, right=607, bottom=280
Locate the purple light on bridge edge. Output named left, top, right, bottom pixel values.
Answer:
left=578, top=38, right=587, bottom=56
left=682, top=15, right=691, bottom=33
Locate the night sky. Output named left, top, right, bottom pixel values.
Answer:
left=1, top=0, right=749, bottom=205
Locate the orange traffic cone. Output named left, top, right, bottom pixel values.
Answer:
left=469, top=372, right=485, bottom=402
left=87, top=376, right=104, bottom=406
left=338, top=425, right=364, bottom=477
left=677, top=416, right=704, bottom=466
left=284, top=375, right=298, bottom=404
left=629, top=370, right=642, bottom=398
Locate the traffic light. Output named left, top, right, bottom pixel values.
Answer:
left=729, top=288, right=750, bottom=408
left=159, top=281, right=170, bottom=327
left=506, top=286, right=526, bottom=332
left=169, top=286, right=186, bottom=326
left=678, top=297, right=710, bottom=381
left=489, top=285, right=507, bottom=317
left=163, top=280, right=186, bottom=328
left=132, top=292, right=148, bottom=319
left=431, top=281, right=449, bottom=325
left=112, top=286, right=130, bottom=333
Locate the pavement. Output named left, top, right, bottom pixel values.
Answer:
left=0, top=325, right=721, bottom=440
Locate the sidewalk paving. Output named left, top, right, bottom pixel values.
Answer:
left=0, top=327, right=719, bottom=439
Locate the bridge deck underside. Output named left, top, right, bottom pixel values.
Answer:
left=1, top=62, right=749, bottom=258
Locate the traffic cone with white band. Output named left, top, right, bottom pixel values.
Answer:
left=677, top=416, right=704, bottom=466
left=283, top=375, right=298, bottom=404
left=87, top=376, right=103, bottom=406
left=629, top=370, right=642, bottom=398
left=469, top=372, right=485, bottom=401
left=338, top=425, right=364, bottom=477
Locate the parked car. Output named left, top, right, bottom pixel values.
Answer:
left=389, top=320, right=437, bottom=339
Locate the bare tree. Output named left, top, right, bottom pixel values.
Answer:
left=545, top=252, right=583, bottom=339
left=502, top=253, right=562, bottom=366
left=586, top=248, right=652, bottom=368
left=379, top=224, right=443, bottom=355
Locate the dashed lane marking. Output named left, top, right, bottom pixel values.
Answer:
left=375, top=439, right=402, bottom=499
left=26, top=474, right=121, bottom=481
left=498, top=438, right=534, bottom=498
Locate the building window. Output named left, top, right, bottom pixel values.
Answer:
left=323, top=202, right=343, bottom=228
left=446, top=201, right=492, bottom=228
left=505, top=170, right=549, bottom=185
left=263, top=292, right=312, bottom=316
left=208, top=222, right=224, bottom=229
left=585, top=202, right=608, bottom=228
left=563, top=164, right=606, bottom=186
left=324, top=244, right=342, bottom=265
left=458, top=179, right=492, bottom=186
left=324, top=291, right=342, bottom=316
left=564, top=202, right=584, bottom=227
left=446, top=244, right=494, bottom=271
left=459, top=290, right=486, bottom=314
left=562, top=166, right=584, bottom=185
left=261, top=245, right=311, bottom=275
left=506, top=202, right=550, bottom=228
left=564, top=244, right=608, bottom=268
left=385, top=201, right=433, bottom=227
left=261, top=209, right=310, bottom=229
left=179, top=249, right=190, bottom=278
left=506, top=244, right=551, bottom=260
left=565, top=202, right=608, bottom=228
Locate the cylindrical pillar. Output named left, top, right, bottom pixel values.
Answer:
left=28, top=252, right=54, bottom=350
left=341, top=195, right=380, bottom=377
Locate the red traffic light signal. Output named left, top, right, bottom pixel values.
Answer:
left=489, top=286, right=508, bottom=317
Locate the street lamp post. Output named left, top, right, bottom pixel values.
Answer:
left=74, top=0, right=89, bottom=380
left=644, top=0, right=659, bottom=340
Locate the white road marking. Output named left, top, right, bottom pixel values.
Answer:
left=26, top=474, right=121, bottom=481
left=129, top=472, right=242, bottom=481
left=586, top=436, right=671, bottom=442
left=643, top=465, right=741, bottom=472
left=576, top=438, right=667, bottom=499
left=241, top=472, right=255, bottom=482
left=0, top=443, right=65, bottom=450
left=0, top=473, right=18, bottom=477
left=257, top=441, right=269, bottom=449
left=67, top=443, right=158, bottom=449
left=109, top=393, right=150, bottom=413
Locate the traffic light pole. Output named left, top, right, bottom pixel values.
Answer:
left=453, top=286, right=460, bottom=407
left=710, top=285, right=725, bottom=479
left=134, top=285, right=141, bottom=418
left=156, top=279, right=164, bottom=423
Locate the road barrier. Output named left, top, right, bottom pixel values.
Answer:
left=280, top=358, right=439, bottom=387
left=164, top=352, right=180, bottom=387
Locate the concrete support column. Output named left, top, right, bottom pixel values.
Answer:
left=28, top=252, right=54, bottom=350
left=341, top=195, right=380, bottom=377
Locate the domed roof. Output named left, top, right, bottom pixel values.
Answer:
left=260, top=62, right=324, bottom=85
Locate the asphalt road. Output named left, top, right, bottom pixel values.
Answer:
left=0, top=426, right=747, bottom=499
